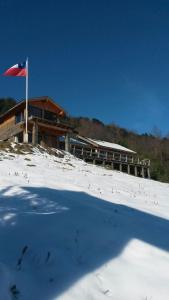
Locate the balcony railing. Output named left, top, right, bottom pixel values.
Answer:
left=28, top=105, right=71, bottom=127
left=70, top=145, right=150, bottom=167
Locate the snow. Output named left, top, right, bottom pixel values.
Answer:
left=0, top=147, right=168, bottom=299
left=87, top=138, right=136, bottom=153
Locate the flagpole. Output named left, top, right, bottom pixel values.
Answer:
left=25, top=57, right=28, bottom=143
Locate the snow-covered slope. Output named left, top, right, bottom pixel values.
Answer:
left=0, top=146, right=169, bottom=300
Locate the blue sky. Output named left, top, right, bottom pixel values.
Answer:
left=0, top=0, right=169, bottom=135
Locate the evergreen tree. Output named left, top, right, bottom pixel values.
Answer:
left=0, top=98, right=16, bottom=115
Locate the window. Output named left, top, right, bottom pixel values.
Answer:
left=44, top=110, right=57, bottom=122
left=29, top=105, right=42, bottom=118
left=15, top=112, right=22, bottom=124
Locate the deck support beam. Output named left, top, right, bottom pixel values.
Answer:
left=73, top=145, right=76, bottom=155
left=147, top=168, right=150, bottom=179
left=32, top=120, right=38, bottom=146
left=65, top=133, right=70, bottom=152
left=56, top=136, right=60, bottom=149
left=14, top=136, right=19, bottom=143
left=141, top=167, right=145, bottom=178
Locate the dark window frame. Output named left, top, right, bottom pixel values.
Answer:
left=28, top=105, right=43, bottom=118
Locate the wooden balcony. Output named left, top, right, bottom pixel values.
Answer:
left=28, top=105, right=73, bottom=129
left=70, top=146, right=150, bottom=167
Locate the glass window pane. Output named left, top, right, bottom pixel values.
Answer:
left=29, top=105, right=42, bottom=118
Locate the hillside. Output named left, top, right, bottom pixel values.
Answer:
left=0, top=143, right=169, bottom=300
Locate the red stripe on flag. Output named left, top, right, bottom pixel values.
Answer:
left=4, top=68, right=27, bottom=77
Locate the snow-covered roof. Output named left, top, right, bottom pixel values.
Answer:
left=63, top=135, right=136, bottom=154
left=87, top=138, right=136, bottom=154
left=70, top=138, right=87, bottom=146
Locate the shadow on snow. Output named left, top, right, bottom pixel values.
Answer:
left=0, top=186, right=169, bottom=299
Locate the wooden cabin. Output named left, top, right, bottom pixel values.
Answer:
left=0, top=96, right=74, bottom=150
left=62, top=135, right=151, bottom=178
left=0, top=97, right=151, bottom=178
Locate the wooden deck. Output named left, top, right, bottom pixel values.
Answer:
left=70, top=145, right=150, bottom=178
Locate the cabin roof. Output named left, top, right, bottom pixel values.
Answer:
left=88, top=138, right=136, bottom=153
left=0, top=96, right=66, bottom=124
left=75, top=136, right=136, bottom=154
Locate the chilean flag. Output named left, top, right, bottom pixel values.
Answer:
left=3, top=62, right=27, bottom=76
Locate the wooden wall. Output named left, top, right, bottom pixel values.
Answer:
left=0, top=116, right=15, bottom=131
left=29, top=100, right=65, bottom=116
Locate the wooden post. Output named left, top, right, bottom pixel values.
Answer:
left=14, top=136, right=18, bottom=143
left=56, top=136, right=60, bottom=149
left=65, top=133, right=70, bottom=152
left=147, top=168, right=151, bottom=179
left=119, top=163, right=122, bottom=172
left=134, top=166, right=137, bottom=177
left=141, top=167, right=145, bottom=178
left=32, top=120, right=38, bottom=146
left=127, top=164, right=130, bottom=175
left=73, top=145, right=76, bottom=155
left=112, top=162, right=114, bottom=170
